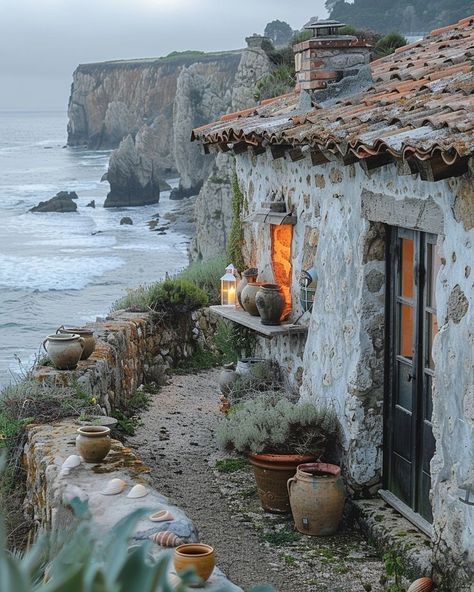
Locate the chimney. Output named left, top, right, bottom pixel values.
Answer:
left=294, top=19, right=371, bottom=92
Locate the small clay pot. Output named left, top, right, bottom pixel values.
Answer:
left=76, top=426, right=111, bottom=463
left=43, top=333, right=85, bottom=370
left=255, top=283, right=285, bottom=325
left=218, top=366, right=238, bottom=395
left=174, top=543, right=215, bottom=584
left=56, top=325, right=95, bottom=360
left=237, top=268, right=258, bottom=309
left=241, top=282, right=263, bottom=316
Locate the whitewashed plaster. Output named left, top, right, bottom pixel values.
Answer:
left=235, top=150, right=473, bottom=589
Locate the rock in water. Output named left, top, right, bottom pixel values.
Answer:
left=120, top=217, right=133, bottom=225
left=104, top=135, right=160, bottom=208
left=86, top=200, right=95, bottom=208
left=30, top=191, right=78, bottom=213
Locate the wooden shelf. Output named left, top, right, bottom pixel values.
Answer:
left=209, top=305, right=308, bottom=339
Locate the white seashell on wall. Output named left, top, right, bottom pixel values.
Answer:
left=62, top=455, right=82, bottom=469
left=127, top=484, right=148, bottom=499
left=149, top=510, right=174, bottom=522
left=100, top=478, right=127, bottom=496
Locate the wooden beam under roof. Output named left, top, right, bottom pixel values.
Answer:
left=270, top=145, right=288, bottom=159
left=310, top=149, right=330, bottom=166
left=359, top=152, right=394, bottom=173
left=232, top=142, right=249, bottom=154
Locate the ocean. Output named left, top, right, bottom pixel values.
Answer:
left=0, top=111, right=190, bottom=386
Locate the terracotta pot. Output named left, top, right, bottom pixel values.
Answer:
left=237, top=268, right=258, bottom=309
left=255, top=283, right=285, bottom=325
left=174, top=543, right=215, bottom=584
left=76, top=425, right=111, bottom=463
left=248, top=453, right=315, bottom=513
left=407, top=577, right=434, bottom=592
left=43, top=333, right=85, bottom=370
left=56, top=325, right=96, bottom=360
left=287, top=462, right=345, bottom=536
left=241, top=282, right=263, bottom=316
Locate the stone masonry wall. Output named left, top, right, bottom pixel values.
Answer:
left=34, top=308, right=220, bottom=416
left=234, top=150, right=473, bottom=590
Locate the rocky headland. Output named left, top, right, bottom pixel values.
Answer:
left=30, top=191, right=78, bottom=213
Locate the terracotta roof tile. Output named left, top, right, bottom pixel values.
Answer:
left=193, top=15, right=474, bottom=164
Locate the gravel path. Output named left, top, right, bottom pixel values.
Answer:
left=128, top=369, right=385, bottom=592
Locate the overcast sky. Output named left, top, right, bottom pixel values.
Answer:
left=0, top=0, right=327, bottom=111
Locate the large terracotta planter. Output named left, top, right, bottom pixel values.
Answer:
left=43, top=333, right=85, bottom=370
left=76, top=426, right=111, bottom=463
left=57, top=325, right=96, bottom=360
left=241, top=282, right=263, bottom=316
left=255, top=283, right=285, bottom=325
left=248, top=453, right=315, bottom=513
left=287, top=462, right=345, bottom=536
left=174, top=543, right=215, bottom=584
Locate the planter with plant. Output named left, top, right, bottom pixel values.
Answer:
left=216, top=392, right=336, bottom=513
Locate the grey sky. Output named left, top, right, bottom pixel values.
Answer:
left=0, top=0, right=327, bottom=111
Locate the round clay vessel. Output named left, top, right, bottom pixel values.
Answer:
left=407, top=577, right=434, bottom=592
left=237, top=268, right=258, bottom=308
left=255, top=283, right=285, bottom=325
left=235, top=357, right=266, bottom=375
left=76, top=425, right=111, bottom=463
left=174, top=543, right=215, bottom=584
left=218, top=366, right=238, bottom=395
left=43, top=333, right=84, bottom=370
left=248, top=453, right=315, bottom=513
left=57, top=325, right=95, bottom=360
left=241, top=282, right=263, bottom=316
left=287, top=462, right=345, bottom=536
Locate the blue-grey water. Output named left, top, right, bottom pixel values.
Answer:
left=0, top=111, right=189, bottom=385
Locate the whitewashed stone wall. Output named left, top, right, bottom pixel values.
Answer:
left=235, top=150, right=473, bottom=589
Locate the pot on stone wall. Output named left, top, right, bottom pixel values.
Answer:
left=76, top=425, right=111, bottom=462
left=241, top=282, right=263, bottom=316
left=248, top=453, right=315, bottom=513
left=43, top=333, right=85, bottom=370
left=287, top=462, right=345, bottom=536
left=56, top=325, right=96, bottom=360
left=174, top=543, right=215, bottom=584
left=255, top=284, right=285, bottom=325
left=237, top=268, right=259, bottom=309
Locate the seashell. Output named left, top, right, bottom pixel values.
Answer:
left=149, top=510, right=174, bottom=522
left=127, top=484, right=148, bottom=499
left=149, top=531, right=183, bottom=547
left=407, top=577, right=434, bottom=592
left=100, top=478, right=127, bottom=496
left=62, top=455, right=82, bottom=469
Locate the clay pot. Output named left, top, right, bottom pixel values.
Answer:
left=237, top=268, right=258, bottom=309
left=218, top=365, right=238, bottom=395
left=241, top=282, right=263, bottom=316
left=287, top=462, right=345, bottom=536
left=174, top=543, right=215, bottom=584
left=235, top=357, right=266, bottom=375
left=76, top=426, right=111, bottom=463
left=56, top=325, right=95, bottom=360
left=43, top=333, right=85, bottom=370
left=407, top=577, right=434, bottom=592
left=255, top=283, right=285, bottom=326
left=248, top=453, right=315, bottom=513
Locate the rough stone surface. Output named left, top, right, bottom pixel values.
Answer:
left=104, top=135, right=160, bottom=207
left=23, top=420, right=240, bottom=591
left=30, top=191, right=78, bottom=213
left=446, top=284, right=469, bottom=324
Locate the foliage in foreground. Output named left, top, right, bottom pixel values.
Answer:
left=0, top=493, right=273, bottom=592
left=217, top=392, right=336, bottom=456
left=177, top=255, right=227, bottom=305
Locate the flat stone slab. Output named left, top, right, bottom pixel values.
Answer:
left=24, top=420, right=242, bottom=591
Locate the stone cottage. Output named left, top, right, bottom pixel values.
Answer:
left=192, top=16, right=474, bottom=590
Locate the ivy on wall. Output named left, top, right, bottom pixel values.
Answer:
left=227, top=171, right=246, bottom=271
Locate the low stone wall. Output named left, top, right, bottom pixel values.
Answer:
left=23, top=420, right=240, bottom=590
left=33, top=308, right=220, bottom=416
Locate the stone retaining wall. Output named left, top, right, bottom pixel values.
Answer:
left=33, top=308, right=220, bottom=416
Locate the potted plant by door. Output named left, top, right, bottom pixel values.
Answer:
left=216, top=392, right=335, bottom=513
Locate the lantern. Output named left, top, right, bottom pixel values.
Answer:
left=220, top=264, right=237, bottom=306
left=300, top=267, right=317, bottom=312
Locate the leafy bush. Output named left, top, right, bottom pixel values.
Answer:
left=177, top=256, right=227, bottom=305
left=224, top=362, right=281, bottom=406
left=217, top=392, right=336, bottom=456
left=213, top=322, right=256, bottom=364
left=254, top=65, right=296, bottom=102
left=374, top=32, right=407, bottom=57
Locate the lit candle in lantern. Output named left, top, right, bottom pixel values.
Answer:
left=220, top=264, right=237, bottom=306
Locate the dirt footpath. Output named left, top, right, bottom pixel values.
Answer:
left=128, top=369, right=385, bottom=592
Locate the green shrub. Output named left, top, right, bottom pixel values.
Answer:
left=374, top=32, right=407, bottom=57
left=254, top=64, right=295, bottom=102
left=217, top=392, right=336, bottom=456
left=213, top=322, right=256, bottom=364
left=227, top=172, right=245, bottom=272
left=177, top=256, right=227, bottom=305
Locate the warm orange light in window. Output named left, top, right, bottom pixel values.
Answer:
left=271, top=224, right=293, bottom=320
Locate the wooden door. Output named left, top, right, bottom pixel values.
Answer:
left=384, top=227, right=440, bottom=529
